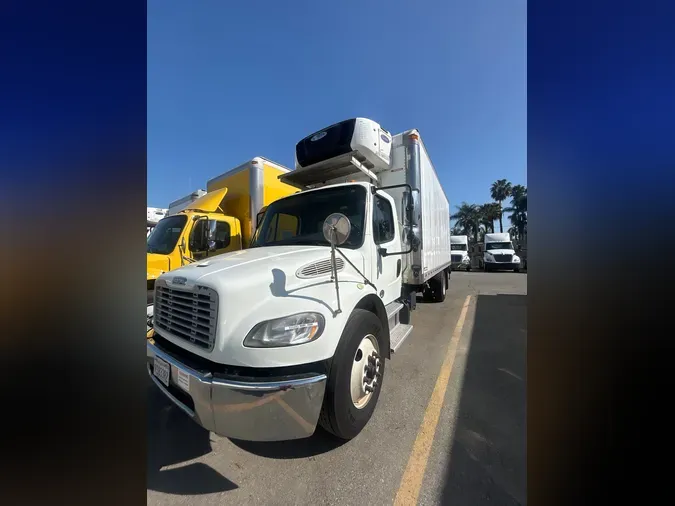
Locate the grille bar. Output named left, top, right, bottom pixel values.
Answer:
left=154, top=280, right=218, bottom=351
left=493, top=254, right=513, bottom=262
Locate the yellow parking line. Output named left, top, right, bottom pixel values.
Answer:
left=394, top=295, right=472, bottom=506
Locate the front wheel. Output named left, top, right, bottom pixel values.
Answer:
left=319, top=309, right=385, bottom=440
left=514, top=267, right=520, bottom=273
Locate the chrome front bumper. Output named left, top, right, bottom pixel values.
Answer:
left=147, top=340, right=327, bottom=441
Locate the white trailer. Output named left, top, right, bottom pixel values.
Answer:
left=147, top=117, right=452, bottom=442
left=450, top=235, right=471, bottom=271
left=483, top=232, right=521, bottom=272
left=147, top=207, right=168, bottom=236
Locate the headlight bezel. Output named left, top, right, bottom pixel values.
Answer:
left=243, top=312, right=326, bottom=348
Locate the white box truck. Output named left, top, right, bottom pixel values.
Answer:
left=483, top=232, right=521, bottom=272
left=147, top=117, right=452, bottom=442
left=450, top=235, right=471, bottom=271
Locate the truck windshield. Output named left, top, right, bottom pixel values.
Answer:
left=485, top=241, right=513, bottom=250
left=451, top=244, right=467, bottom=251
left=147, top=215, right=188, bottom=254
left=251, top=185, right=367, bottom=249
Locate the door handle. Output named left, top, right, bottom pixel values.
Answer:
left=396, top=259, right=401, bottom=277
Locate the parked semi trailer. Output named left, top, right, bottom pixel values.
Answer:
left=450, top=235, right=471, bottom=271
left=147, top=118, right=452, bottom=441
left=483, top=232, right=521, bottom=272
left=147, top=207, right=168, bottom=236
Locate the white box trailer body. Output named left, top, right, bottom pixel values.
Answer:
left=147, top=117, right=452, bottom=444
left=167, top=189, right=207, bottom=216
left=388, top=130, right=451, bottom=286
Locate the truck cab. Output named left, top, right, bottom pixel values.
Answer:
left=483, top=232, right=521, bottom=272
left=147, top=118, right=452, bottom=443
left=147, top=187, right=243, bottom=302
left=450, top=235, right=471, bottom=271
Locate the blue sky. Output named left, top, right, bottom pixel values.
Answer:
left=148, top=0, right=526, bottom=218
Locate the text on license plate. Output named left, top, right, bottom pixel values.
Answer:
left=153, top=357, right=170, bottom=387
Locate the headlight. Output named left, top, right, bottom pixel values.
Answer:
left=485, top=252, right=494, bottom=259
left=243, top=312, right=325, bottom=348
left=513, top=255, right=520, bottom=263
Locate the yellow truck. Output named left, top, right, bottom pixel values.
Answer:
left=147, top=157, right=297, bottom=305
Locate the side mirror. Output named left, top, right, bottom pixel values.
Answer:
left=378, top=247, right=388, bottom=257
left=322, top=213, right=351, bottom=246
left=206, top=220, right=218, bottom=252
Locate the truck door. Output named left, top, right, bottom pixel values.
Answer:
left=372, top=193, right=402, bottom=303
left=189, top=217, right=241, bottom=260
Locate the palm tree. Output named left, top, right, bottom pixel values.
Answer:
left=490, top=179, right=513, bottom=233
left=451, top=202, right=481, bottom=243
left=478, top=202, right=501, bottom=234
left=451, top=224, right=466, bottom=236
left=504, top=185, right=527, bottom=240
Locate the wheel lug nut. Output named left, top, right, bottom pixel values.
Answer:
left=365, top=385, right=374, bottom=393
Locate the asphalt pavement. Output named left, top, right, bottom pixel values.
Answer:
left=147, top=271, right=527, bottom=505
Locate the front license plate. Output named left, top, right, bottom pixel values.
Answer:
left=153, top=357, right=170, bottom=387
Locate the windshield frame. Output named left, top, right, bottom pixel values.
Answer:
left=250, top=184, right=368, bottom=250
left=147, top=214, right=188, bottom=255
left=485, top=241, right=514, bottom=251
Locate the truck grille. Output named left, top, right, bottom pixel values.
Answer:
left=153, top=279, right=218, bottom=351
left=451, top=254, right=463, bottom=263
left=493, top=254, right=513, bottom=263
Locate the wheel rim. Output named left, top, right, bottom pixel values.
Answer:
left=350, top=334, right=381, bottom=409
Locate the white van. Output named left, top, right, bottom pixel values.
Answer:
left=483, top=232, right=521, bottom=272
left=451, top=235, right=471, bottom=271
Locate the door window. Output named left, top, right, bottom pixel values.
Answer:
left=373, top=195, right=395, bottom=244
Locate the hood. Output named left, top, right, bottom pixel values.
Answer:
left=183, top=187, right=229, bottom=213
left=155, top=245, right=372, bottom=367
left=484, top=249, right=517, bottom=256
left=163, top=245, right=365, bottom=288
left=147, top=253, right=171, bottom=281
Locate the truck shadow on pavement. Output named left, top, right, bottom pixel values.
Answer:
left=229, top=426, right=347, bottom=459
left=441, top=294, right=526, bottom=506
left=147, top=381, right=238, bottom=495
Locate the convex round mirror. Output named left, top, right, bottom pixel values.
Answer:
left=322, top=213, right=351, bottom=246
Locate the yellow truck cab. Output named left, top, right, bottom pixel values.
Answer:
left=147, top=157, right=297, bottom=303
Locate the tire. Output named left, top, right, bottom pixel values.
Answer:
left=427, top=272, right=446, bottom=303
left=319, top=309, right=385, bottom=440
left=514, top=267, right=520, bottom=273
left=466, top=265, right=471, bottom=272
